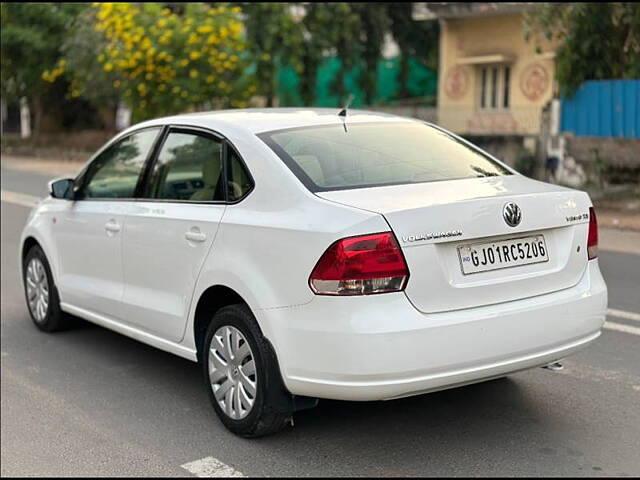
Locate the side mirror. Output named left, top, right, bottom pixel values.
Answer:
left=49, top=178, right=76, bottom=200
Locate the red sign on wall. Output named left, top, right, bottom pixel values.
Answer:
left=444, top=66, right=469, bottom=100
left=520, top=63, right=549, bottom=102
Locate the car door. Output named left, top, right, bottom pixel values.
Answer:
left=120, top=127, right=251, bottom=342
left=55, top=127, right=161, bottom=319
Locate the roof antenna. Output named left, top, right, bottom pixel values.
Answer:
left=338, top=93, right=354, bottom=132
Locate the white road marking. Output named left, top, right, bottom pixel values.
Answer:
left=181, top=457, right=245, bottom=478
left=604, top=321, right=640, bottom=336
left=607, top=308, right=640, bottom=323
left=0, top=190, right=40, bottom=208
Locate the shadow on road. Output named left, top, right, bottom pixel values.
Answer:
left=6, top=302, right=625, bottom=476
left=50, top=315, right=549, bottom=453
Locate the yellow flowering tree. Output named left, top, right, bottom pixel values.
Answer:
left=93, top=2, right=255, bottom=120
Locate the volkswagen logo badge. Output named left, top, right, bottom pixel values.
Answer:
left=503, top=202, right=522, bottom=227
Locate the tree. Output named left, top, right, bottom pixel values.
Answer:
left=297, top=3, right=340, bottom=106
left=297, top=3, right=391, bottom=106
left=241, top=3, right=303, bottom=107
left=244, top=3, right=436, bottom=107
left=0, top=3, right=87, bottom=134
left=525, top=3, right=640, bottom=97
left=387, top=3, right=439, bottom=99
left=329, top=4, right=363, bottom=106
left=350, top=4, right=390, bottom=105
left=58, top=7, right=120, bottom=130
left=91, top=3, right=255, bottom=121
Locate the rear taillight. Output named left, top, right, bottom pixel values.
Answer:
left=587, top=206, right=598, bottom=260
left=309, top=232, right=409, bottom=295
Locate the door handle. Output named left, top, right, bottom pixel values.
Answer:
left=185, top=229, right=207, bottom=243
left=104, top=219, right=121, bottom=233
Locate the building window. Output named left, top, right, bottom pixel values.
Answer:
left=503, top=66, right=510, bottom=108
left=480, top=68, right=487, bottom=108
left=490, top=67, right=498, bottom=108
left=478, top=64, right=511, bottom=110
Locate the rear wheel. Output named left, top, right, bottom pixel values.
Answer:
left=23, top=245, right=70, bottom=332
left=202, top=304, right=291, bottom=437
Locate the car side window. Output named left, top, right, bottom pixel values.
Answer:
left=145, top=131, right=224, bottom=202
left=81, top=128, right=160, bottom=199
left=227, top=147, right=253, bottom=201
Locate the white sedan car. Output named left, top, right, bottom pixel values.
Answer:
left=20, top=109, right=607, bottom=437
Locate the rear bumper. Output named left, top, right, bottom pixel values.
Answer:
left=260, top=261, right=607, bottom=401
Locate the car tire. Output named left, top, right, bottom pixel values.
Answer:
left=202, top=304, right=292, bottom=437
left=23, top=244, right=70, bottom=332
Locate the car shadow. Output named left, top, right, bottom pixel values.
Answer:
left=27, top=315, right=569, bottom=475
left=62, top=316, right=545, bottom=433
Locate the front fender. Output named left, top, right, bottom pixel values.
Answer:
left=19, top=199, right=66, bottom=293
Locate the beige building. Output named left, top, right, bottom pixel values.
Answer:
left=428, top=3, right=558, bottom=157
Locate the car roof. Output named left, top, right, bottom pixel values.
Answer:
left=136, top=108, right=418, bottom=136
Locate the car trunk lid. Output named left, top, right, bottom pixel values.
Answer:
left=316, top=175, right=592, bottom=313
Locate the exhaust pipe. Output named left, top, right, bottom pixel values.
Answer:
left=542, top=361, right=564, bottom=371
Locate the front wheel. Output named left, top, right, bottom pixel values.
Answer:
left=202, top=304, right=292, bottom=437
left=23, top=244, right=70, bottom=332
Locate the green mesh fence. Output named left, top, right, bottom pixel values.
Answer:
left=276, top=56, right=436, bottom=107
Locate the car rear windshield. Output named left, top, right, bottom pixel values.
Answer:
left=259, top=122, right=512, bottom=192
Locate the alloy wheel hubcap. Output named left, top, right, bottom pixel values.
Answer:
left=208, top=325, right=257, bottom=420
left=26, top=258, right=49, bottom=323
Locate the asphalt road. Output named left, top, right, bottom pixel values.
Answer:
left=2, top=166, right=639, bottom=477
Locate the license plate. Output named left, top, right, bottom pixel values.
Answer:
left=457, top=235, right=549, bottom=275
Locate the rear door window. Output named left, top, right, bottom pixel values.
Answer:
left=226, top=146, right=253, bottom=201
left=144, top=131, right=224, bottom=202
